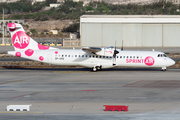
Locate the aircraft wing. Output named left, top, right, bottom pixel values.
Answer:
left=82, top=47, right=115, bottom=56
left=82, top=47, right=102, bottom=54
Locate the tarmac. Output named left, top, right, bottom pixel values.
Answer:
left=0, top=67, right=180, bottom=119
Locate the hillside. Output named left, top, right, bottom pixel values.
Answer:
left=25, top=19, right=73, bottom=32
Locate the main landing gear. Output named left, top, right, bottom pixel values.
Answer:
left=162, top=67, right=166, bottom=71
left=92, top=66, right=102, bottom=72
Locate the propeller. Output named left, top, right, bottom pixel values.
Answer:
left=113, top=41, right=119, bottom=66
left=121, top=40, right=123, bottom=51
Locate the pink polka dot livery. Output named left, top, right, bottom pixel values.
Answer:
left=38, top=44, right=50, bottom=50
left=39, top=56, right=44, bottom=61
left=25, top=49, right=34, bottom=57
left=15, top=52, right=21, bottom=57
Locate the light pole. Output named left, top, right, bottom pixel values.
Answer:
left=2, top=8, right=4, bottom=44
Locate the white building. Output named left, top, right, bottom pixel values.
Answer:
left=50, top=3, right=61, bottom=8
left=31, top=0, right=45, bottom=5
left=80, top=15, right=180, bottom=47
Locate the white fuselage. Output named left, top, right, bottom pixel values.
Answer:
left=8, top=49, right=175, bottom=69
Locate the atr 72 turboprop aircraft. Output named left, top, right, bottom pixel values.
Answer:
left=7, top=23, right=175, bottom=72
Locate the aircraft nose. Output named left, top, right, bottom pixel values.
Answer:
left=169, top=58, right=175, bottom=66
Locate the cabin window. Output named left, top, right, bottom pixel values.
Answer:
left=110, top=57, right=112, bottom=58
left=130, top=56, right=132, bottom=58
left=127, top=56, right=128, bottom=58
left=86, top=55, right=88, bottom=57
left=133, top=56, right=135, bottom=59
left=89, top=55, right=91, bottom=57
left=117, top=56, right=118, bottom=58
left=62, top=55, right=64, bottom=57
left=137, top=56, right=139, bottom=59
left=65, top=55, right=67, bottom=57
left=68, top=55, right=70, bottom=57
left=96, top=56, right=98, bottom=58
left=120, top=56, right=122, bottom=58
left=82, top=55, right=84, bottom=57
left=99, top=56, right=101, bottom=58
left=93, top=55, right=95, bottom=58
left=75, top=55, right=77, bottom=57
left=79, top=55, right=81, bottom=57
left=103, top=56, right=105, bottom=58
left=123, top=56, right=125, bottom=59
left=106, top=56, right=108, bottom=58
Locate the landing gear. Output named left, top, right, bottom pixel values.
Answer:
left=92, top=66, right=102, bottom=72
left=162, top=67, right=166, bottom=71
left=92, top=67, right=97, bottom=72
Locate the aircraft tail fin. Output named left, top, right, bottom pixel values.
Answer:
left=8, top=23, right=55, bottom=51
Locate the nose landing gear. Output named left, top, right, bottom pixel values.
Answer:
left=162, top=67, right=166, bottom=71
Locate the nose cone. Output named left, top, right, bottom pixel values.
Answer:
left=169, top=58, right=175, bottom=66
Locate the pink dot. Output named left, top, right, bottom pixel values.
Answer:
left=55, top=51, right=58, bottom=54
left=39, top=56, right=44, bottom=61
left=25, top=49, right=34, bottom=56
left=15, top=52, right=21, bottom=57
left=38, top=44, right=49, bottom=50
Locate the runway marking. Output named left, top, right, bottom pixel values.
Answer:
left=12, top=92, right=38, bottom=99
left=128, top=97, right=147, bottom=99
left=0, top=111, right=43, bottom=114
left=123, top=80, right=144, bottom=87
left=0, top=79, right=24, bottom=85
left=52, top=71, right=90, bottom=73
left=83, top=90, right=96, bottom=91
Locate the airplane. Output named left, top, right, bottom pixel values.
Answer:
left=7, top=23, right=175, bottom=72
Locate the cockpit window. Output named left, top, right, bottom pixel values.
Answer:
left=163, top=54, right=167, bottom=57
left=157, top=54, right=167, bottom=57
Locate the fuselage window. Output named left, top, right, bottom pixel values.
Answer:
left=110, top=57, right=112, bottom=58
left=99, top=56, right=101, bottom=58
left=82, top=55, right=84, bottom=57
left=106, top=56, right=108, bottom=58
left=79, top=55, right=81, bottom=57
left=120, top=56, right=122, bottom=58
left=68, top=55, right=70, bottom=57
left=130, top=56, right=132, bottom=58
left=86, top=55, right=88, bottom=57
left=123, top=56, right=125, bottom=59
left=103, top=56, right=105, bottom=58
left=93, top=55, right=95, bottom=58
left=75, top=55, right=77, bottom=57
left=127, top=56, right=128, bottom=59
left=96, top=56, right=98, bottom=58
left=133, top=56, right=135, bottom=59
left=117, top=56, right=118, bottom=58
left=89, top=55, right=91, bottom=57
left=62, top=55, right=64, bottom=57
left=137, top=56, right=139, bottom=59
left=65, top=55, right=67, bottom=57
left=157, top=54, right=160, bottom=57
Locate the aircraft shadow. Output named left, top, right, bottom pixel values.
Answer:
left=3, top=67, right=163, bottom=72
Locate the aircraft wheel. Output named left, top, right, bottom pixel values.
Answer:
left=92, top=67, right=97, bottom=72
left=162, top=67, right=166, bottom=72
left=162, top=69, right=166, bottom=72
left=97, top=66, right=102, bottom=71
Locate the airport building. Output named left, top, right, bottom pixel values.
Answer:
left=80, top=15, right=180, bottom=47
